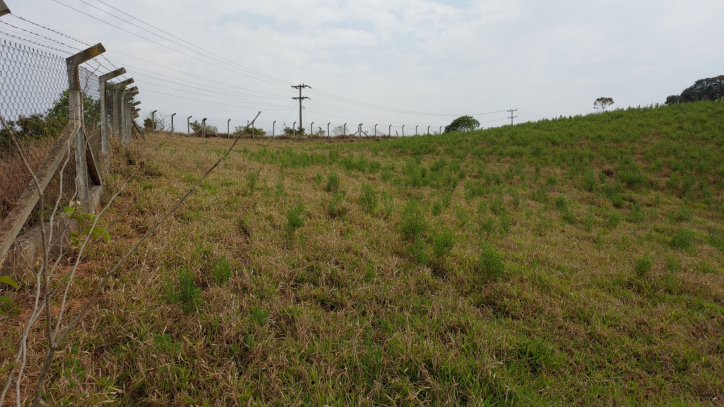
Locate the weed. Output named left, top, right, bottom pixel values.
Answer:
left=531, top=186, right=548, bottom=203
left=163, top=269, right=202, bottom=314
left=582, top=169, right=597, bottom=192
left=455, top=205, right=470, bottom=227
left=672, top=205, right=693, bottom=222
left=607, top=211, right=621, bottom=229
left=432, top=229, right=454, bottom=260
left=515, top=338, right=561, bottom=374
left=546, top=174, right=558, bottom=186
left=709, top=229, right=724, bottom=253
left=499, top=211, right=512, bottom=236
left=636, top=257, right=653, bottom=278
left=275, top=180, right=285, bottom=198
left=285, top=202, right=305, bottom=235
left=400, top=200, right=429, bottom=241
left=431, top=200, right=443, bottom=216
left=325, top=172, right=340, bottom=192
left=358, top=183, right=378, bottom=214
left=665, top=257, right=682, bottom=272
left=408, top=237, right=428, bottom=265
left=381, top=192, right=394, bottom=218
left=627, top=202, right=645, bottom=223
left=251, top=307, right=269, bottom=325
left=535, top=218, right=549, bottom=236
left=670, top=228, right=694, bottom=250
left=246, top=170, right=260, bottom=195
left=327, top=191, right=347, bottom=218
left=476, top=241, right=505, bottom=283
left=212, top=257, right=232, bottom=285
left=584, top=210, right=594, bottom=232
left=313, top=171, right=323, bottom=186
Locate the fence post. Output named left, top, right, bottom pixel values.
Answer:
left=202, top=118, right=207, bottom=138
left=227, top=119, right=230, bottom=138
left=171, top=113, right=176, bottom=134
left=151, top=110, right=157, bottom=132
left=113, top=78, right=133, bottom=141
left=327, top=122, right=330, bottom=139
left=273, top=120, right=276, bottom=140
left=187, top=116, right=192, bottom=136
left=99, top=67, right=125, bottom=172
left=389, top=124, right=391, bottom=137
left=124, top=87, right=138, bottom=144
left=67, top=43, right=105, bottom=202
left=0, top=0, right=10, bottom=17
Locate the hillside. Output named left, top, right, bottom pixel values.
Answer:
left=3, top=101, right=724, bottom=404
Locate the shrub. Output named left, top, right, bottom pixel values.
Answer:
left=670, top=228, right=694, bottom=250
left=251, top=306, right=269, bottom=325
left=476, top=241, right=505, bottom=283
left=163, top=269, right=202, bottom=314
left=554, top=196, right=568, bottom=212
left=698, top=261, right=716, bottom=274
left=636, top=256, right=653, bottom=278
left=327, top=191, right=347, bottom=218
left=382, top=192, right=394, bottom=218
left=212, top=257, right=232, bottom=285
left=432, top=229, right=454, bottom=260
left=325, top=172, right=340, bottom=192
left=246, top=170, right=259, bottom=195
left=531, top=186, right=548, bottom=203
left=358, top=183, right=378, bottom=214
left=582, top=169, right=597, bottom=192
left=627, top=202, right=644, bottom=223
left=431, top=200, right=443, bottom=216
left=400, top=200, right=428, bottom=241
left=285, top=202, right=305, bottom=235
left=672, top=205, right=693, bottom=222
left=408, top=237, right=428, bottom=265
left=665, top=257, right=681, bottom=272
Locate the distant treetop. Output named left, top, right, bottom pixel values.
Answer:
left=444, top=115, right=480, bottom=133
left=666, top=75, right=724, bottom=105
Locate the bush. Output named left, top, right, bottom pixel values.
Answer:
left=358, top=183, right=378, bottom=214
left=400, top=200, right=429, bottom=241
left=672, top=205, right=693, bottom=222
left=670, top=228, right=694, bottom=250
left=285, top=203, right=305, bottom=235
left=408, top=237, right=428, bottom=265
left=636, top=256, right=653, bottom=278
left=476, top=241, right=505, bottom=283
left=325, top=172, right=340, bottom=192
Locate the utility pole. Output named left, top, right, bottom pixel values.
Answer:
left=227, top=119, right=231, bottom=138
left=151, top=110, right=157, bottom=131
left=187, top=116, right=192, bottom=136
left=508, top=109, right=518, bottom=125
left=171, top=113, right=176, bottom=134
left=292, top=83, right=311, bottom=134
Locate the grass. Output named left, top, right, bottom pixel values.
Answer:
left=2, top=101, right=724, bottom=405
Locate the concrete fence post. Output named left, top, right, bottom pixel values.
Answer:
left=389, top=124, right=392, bottom=137
left=99, top=68, right=125, bottom=172
left=311, top=122, right=314, bottom=137
left=171, top=113, right=176, bottom=134
left=202, top=118, right=207, bottom=138
left=273, top=120, right=276, bottom=140
left=227, top=119, right=230, bottom=138
left=67, top=43, right=106, bottom=202
left=343, top=123, right=347, bottom=137
left=113, top=78, right=133, bottom=141
left=327, top=122, right=330, bottom=139
left=151, top=110, right=157, bottom=132
left=293, top=121, right=296, bottom=138
left=187, top=116, right=192, bottom=136
left=402, top=125, right=405, bottom=137
left=439, top=126, right=443, bottom=134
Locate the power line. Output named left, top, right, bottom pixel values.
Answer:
left=52, top=0, right=293, bottom=87
left=134, top=80, right=293, bottom=107
left=137, top=89, right=294, bottom=110
left=291, top=84, right=311, bottom=132
left=82, top=0, right=295, bottom=86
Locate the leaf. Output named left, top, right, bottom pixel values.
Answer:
left=0, top=296, right=12, bottom=303
left=84, top=226, right=111, bottom=244
left=0, top=275, right=19, bottom=290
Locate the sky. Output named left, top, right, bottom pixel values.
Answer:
left=2, top=0, right=723, bottom=135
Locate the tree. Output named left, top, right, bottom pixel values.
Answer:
left=594, top=97, right=614, bottom=112
left=666, top=76, right=724, bottom=104
left=332, top=125, right=345, bottom=136
left=444, top=115, right=480, bottom=133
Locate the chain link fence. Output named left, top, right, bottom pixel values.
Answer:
left=0, top=39, right=102, bottom=225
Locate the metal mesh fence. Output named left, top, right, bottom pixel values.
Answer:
left=0, top=40, right=102, bottom=225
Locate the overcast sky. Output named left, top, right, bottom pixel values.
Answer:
left=3, top=0, right=723, bottom=134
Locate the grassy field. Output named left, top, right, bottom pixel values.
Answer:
left=3, top=101, right=724, bottom=405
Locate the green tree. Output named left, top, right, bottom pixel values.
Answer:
left=594, top=97, right=614, bottom=112
left=444, top=115, right=480, bottom=133
left=667, top=76, right=724, bottom=104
